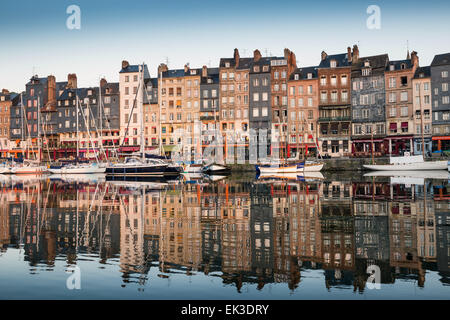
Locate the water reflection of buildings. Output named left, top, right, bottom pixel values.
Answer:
left=0, top=176, right=449, bottom=292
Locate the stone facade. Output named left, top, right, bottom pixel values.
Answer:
left=412, top=67, right=433, bottom=155
left=430, top=53, right=450, bottom=152
left=351, top=53, right=388, bottom=157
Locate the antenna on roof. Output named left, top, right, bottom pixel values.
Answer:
left=406, top=40, right=410, bottom=59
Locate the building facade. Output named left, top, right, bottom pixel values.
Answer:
left=287, top=66, right=319, bottom=158
left=384, top=52, right=419, bottom=155
left=351, top=53, right=389, bottom=157
left=0, top=89, right=12, bottom=158
left=317, top=47, right=353, bottom=157
left=412, top=66, right=433, bottom=155
left=430, top=53, right=450, bottom=153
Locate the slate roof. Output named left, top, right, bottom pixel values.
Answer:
left=289, top=66, right=318, bottom=80
left=318, top=53, right=350, bottom=68
left=351, top=54, right=389, bottom=77
left=119, top=64, right=151, bottom=79
left=57, top=87, right=99, bottom=101
left=414, top=66, right=431, bottom=79
left=431, top=53, right=450, bottom=66
left=386, top=59, right=413, bottom=71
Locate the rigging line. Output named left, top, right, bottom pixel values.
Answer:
left=84, top=92, right=108, bottom=161
left=98, top=87, right=119, bottom=159
left=77, top=96, right=100, bottom=163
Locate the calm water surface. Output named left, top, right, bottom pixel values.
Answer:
left=0, top=171, right=449, bottom=299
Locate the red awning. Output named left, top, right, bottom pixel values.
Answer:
left=432, top=136, right=450, bottom=141
left=401, top=122, right=408, bottom=128
left=390, top=123, right=397, bottom=130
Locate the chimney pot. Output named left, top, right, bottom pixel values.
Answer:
left=202, top=65, right=208, bottom=78
left=253, top=49, right=262, bottom=62
left=321, top=51, right=328, bottom=61
left=122, top=60, right=129, bottom=69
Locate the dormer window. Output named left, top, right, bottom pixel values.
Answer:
left=88, top=90, right=92, bottom=96
left=307, top=73, right=312, bottom=79
left=362, top=68, right=371, bottom=76
left=190, top=70, right=196, bottom=75
left=401, top=63, right=406, bottom=70
left=225, top=62, right=230, bottom=68
left=68, top=92, right=73, bottom=98
left=254, top=66, right=260, bottom=72
left=364, top=60, right=370, bottom=67
left=390, top=65, right=395, bottom=71
left=294, top=74, right=299, bottom=80
left=330, top=60, right=337, bottom=68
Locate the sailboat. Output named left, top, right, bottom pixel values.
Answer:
left=106, top=63, right=169, bottom=177
left=11, top=94, right=47, bottom=175
left=364, top=84, right=448, bottom=171
left=256, top=118, right=323, bottom=174
left=49, top=91, right=106, bottom=174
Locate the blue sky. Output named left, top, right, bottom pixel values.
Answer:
left=1, top=0, right=450, bottom=92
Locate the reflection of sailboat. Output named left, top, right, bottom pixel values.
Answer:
left=364, top=170, right=449, bottom=180
left=205, top=174, right=227, bottom=182
left=49, top=173, right=106, bottom=183
left=107, top=179, right=168, bottom=190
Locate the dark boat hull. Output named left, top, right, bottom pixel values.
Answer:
left=106, top=165, right=167, bottom=177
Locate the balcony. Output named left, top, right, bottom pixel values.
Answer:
left=318, top=116, right=351, bottom=122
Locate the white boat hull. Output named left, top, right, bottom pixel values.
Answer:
left=183, top=164, right=203, bottom=173
left=0, top=166, right=11, bottom=174
left=49, top=164, right=106, bottom=174
left=11, top=166, right=47, bottom=175
left=257, top=162, right=324, bottom=174
left=364, top=160, right=447, bottom=171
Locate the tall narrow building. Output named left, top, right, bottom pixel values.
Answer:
left=412, top=66, right=432, bottom=155
left=317, top=47, right=353, bottom=158
left=350, top=53, right=389, bottom=157
left=384, top=51, right=419, bottom=155
left=430, top=53, right=450, bottom=153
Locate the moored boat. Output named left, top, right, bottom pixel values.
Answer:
left=363, top=155, right=447, bottom=171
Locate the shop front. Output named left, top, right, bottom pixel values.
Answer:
left=383, top=135, right=413, bottom=156
left=351, top=138, right=385, bottom=157
left=432, top=136, right=450, bottom=153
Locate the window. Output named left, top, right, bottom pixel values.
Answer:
left=401, top=106, right=408, bottom=117
left=443, top=96, right=450, bottom=104
left=320, top=92, right=327, bottom=103
left=442, top=71, right=449, bottom=78
left=341, top=75, right=348, bottom=86
left=401, top=76, right=408, bottom=86
left=330, top=60, right=337, bottom=68
left=320, top=76, right=327, bottom=86
left=400, top=91, right=408, bottom=101
left=389, top=92, right=396, bottom=103
left=442, top=83, right=449, bottom=92
left=308, top=98, right=313, bottom=107
left=298, top=98, right=304, bottom=106
left=253, top=108, right=259, bottom=117
left=253, top=93, right=259, bottom=101
left=262, top=107, right=268, bottom=117
left=307, top=85, right=312, bottom=94
left=331, top=76, right=337, bottom=86
left=389, top=77, right=396, bottom=88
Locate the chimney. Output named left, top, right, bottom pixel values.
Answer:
left=157, top=63, right=168, bottom=75
left=202, top=65, right=208, bottom=78
left=352, top=45, right=359, bottom=62
left=47, top=75, right=56, bottom=104
left=1, top=89, right=9, bottom=94
left=411, top=51, right=419, bottom=67
left=184, top=63, right=190, bottom=73
left=67, top=73, right=77, bottom=89
left=122, top=60, right=129, bottom=69
left=234, top=48, right=240, bottom=68
left=253, top=49, right=262, bottom=62
left=347, top=47, right=352, bottom=62
left=287, top=50, right=297, bottom=75
left=284, top=48, right=291, bottom=60
left=321, top=51, right=328, bottom=61
left=100, top=78, right=108, bottom=88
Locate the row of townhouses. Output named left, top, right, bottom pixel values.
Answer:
left=1, top=46, right=449, bottom=161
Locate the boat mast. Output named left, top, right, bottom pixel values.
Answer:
left=37, top=96, right=41, bottom=162
left=99, top=80, right=103, bottom=160
left=139, top=64, right=145, bottom=161
left=159, top=71, right=163, bottom=157
left=76, top=93, right=79, bottom=160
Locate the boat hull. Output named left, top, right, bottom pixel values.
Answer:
left=256, top=162, right=323, bottom=173
left=364, top=160, right=447, bottom=171
left=0, top=167, right=11, bottom=174
left=11, top=166, right=47, bottom=175
left=105, top=164, right=167, bottom=177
